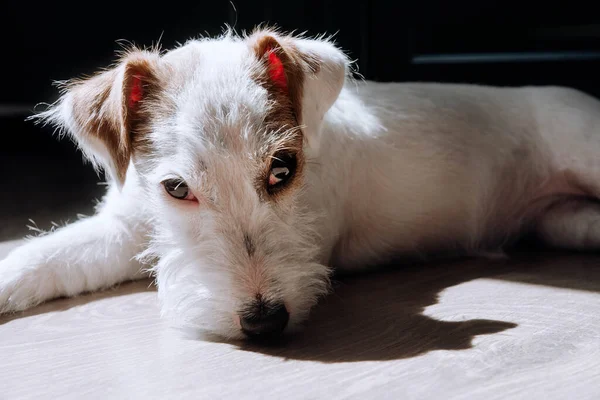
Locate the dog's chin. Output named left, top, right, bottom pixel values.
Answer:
left=161, top=304, right=243, bottom=341
left=160, top=292, right=319, bottom=342
left=166, top=312, right=309, bottom=343
left=153, top=250, right=330, bottom=342
left=173, top=323, right=246, bottom=342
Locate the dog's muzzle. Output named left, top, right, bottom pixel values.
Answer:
left=239, top=300, right=289, bottom=340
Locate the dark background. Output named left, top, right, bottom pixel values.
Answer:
left=1, top=0, right=599, bottom=239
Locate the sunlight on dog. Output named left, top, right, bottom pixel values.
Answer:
left=2, top=26, right=600, bottom=341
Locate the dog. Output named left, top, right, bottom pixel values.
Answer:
left=1, top=27, right=600, bottom=341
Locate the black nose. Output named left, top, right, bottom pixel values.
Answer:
left=239, top=301, right=289, bottom=340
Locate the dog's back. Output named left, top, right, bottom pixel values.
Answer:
left=317, top=82, right=600, bottom=269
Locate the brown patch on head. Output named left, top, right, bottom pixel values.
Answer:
left=64, top=50, right=165, bottom=184
left=250, top=132, right=306, bottom=202
left=249, top=32, right=319, bottom=131
left=249, top=32, right=320, bottom=200
left=123, top=54, right=172, bottom=159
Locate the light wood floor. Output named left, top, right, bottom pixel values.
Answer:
left=1, top=239, right=599, bottom=399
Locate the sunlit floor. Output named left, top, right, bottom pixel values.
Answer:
left=1, top=238, right=599, bottom=399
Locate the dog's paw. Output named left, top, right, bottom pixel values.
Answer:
left=0, top=254, right=46, bottom=314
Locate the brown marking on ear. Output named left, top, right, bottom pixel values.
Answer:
left=121, top=55, right=167, bottom=160
left=65, top=52, right=163, bottom=184
left=248, top=32, right=320, bottom=201
left=251, top=35, right=301, bottom=132
left=250, top=33, right=319, bottom=131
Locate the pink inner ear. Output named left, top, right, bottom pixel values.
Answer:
left=266, top=46, right=288, bottom=92
left=129, top=76, right=144, bottom=108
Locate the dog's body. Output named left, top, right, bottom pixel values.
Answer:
left=308, top=82, right=600, bottom=269
left=2, top=30, right=600, bottom=340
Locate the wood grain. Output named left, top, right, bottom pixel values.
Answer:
left=1, top=240, right=599, bottom=399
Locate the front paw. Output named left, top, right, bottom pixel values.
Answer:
left=0, top=255, right=46, bottom=314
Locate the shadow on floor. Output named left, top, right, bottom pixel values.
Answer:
left=237, top=252, right=600, bottom=362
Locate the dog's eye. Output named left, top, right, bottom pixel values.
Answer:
left=268, top=152, right=297, bottom=191
left=163, top=179, right=196, bottom=201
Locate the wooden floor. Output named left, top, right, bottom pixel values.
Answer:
left=1, top=239, right=599, bottom=399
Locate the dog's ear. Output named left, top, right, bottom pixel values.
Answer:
left=250, top=31, right=349, bottom=152
left=35, top=50, right=163, bottom=187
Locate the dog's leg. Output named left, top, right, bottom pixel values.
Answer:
left=0, top=185, right=148, bottom=313
left=537, top=200, right=600, bottom=250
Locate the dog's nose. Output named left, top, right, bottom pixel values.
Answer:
left=239, top=301, right=289, bottom=340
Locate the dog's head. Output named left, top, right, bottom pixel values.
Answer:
left=38, top=29, right=349, bottom=340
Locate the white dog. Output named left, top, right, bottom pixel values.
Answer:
left=1, top=28, right=600, bottom=340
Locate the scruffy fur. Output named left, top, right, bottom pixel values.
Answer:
left=2, top=28, right=600, bottom=339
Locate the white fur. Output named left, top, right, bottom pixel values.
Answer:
left=2, top=30, right=600, bottom=339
